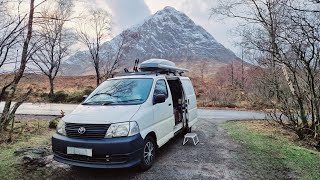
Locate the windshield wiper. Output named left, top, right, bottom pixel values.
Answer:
left=82, top=101, right=114, bottom=105
left=82, top=102, right=98, bottom=105
left=115, top=99, right=144, bottom=103
left=102, top=101, right=114, bottom=105
left=90, top=92, right=112, bottom=98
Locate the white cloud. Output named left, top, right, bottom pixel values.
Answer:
left=100, top=0, right=151, bottom=36
left=72, top=0, right=151, bottom=36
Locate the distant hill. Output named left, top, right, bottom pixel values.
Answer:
left=62, top=6, right=240, bottom=75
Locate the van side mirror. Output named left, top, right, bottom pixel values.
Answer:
left=153, top=94, right=166, bottom=105
left=82, top=95, right=88, bottom=101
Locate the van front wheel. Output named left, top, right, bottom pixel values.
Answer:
left=139, top=136, right=156, bottom=171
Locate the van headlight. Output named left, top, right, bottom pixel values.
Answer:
left=56, top=120, right=66, bottom=136
left=105, top=121, right=139, bottom=138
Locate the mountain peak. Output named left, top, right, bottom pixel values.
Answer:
left=156, top=6, right=186, bottom=17
left=162, top=6, right=178, bottom=13
left=148, top=6, right=187, bottom=23
left=62, top=6, right=239, bottom=75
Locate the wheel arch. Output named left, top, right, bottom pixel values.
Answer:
left=145, top=131, right=158, bottom=148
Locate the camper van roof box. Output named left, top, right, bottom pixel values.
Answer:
left=139, top=59, right=189, bottom=73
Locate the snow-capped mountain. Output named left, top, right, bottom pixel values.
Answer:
left=62, top=6, right=239, bottom=75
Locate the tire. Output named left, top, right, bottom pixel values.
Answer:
left=139, top=136, right=156, bottom=171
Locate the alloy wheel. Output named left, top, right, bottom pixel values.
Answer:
left=143, top=141, right=154, bottom=165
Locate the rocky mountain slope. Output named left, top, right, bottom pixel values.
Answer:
left=62, top=6, right=239, bottom=75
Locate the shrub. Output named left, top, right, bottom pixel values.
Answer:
left=217, top=103, right=237, bottom=108
left=48, top=118, right=59, bottom=129
left=65, top=87, right=94, bottom=103
left=39, top=89, right=92, bottom=104
left=67, top=92, right=83, bottom=103
left=50, top=91, right=68, bottom=103
left=39, top=92, right=48, bottom=98
left=83, top=87, right=94, bottom=95
left=0, top=91, right=8, bottom=101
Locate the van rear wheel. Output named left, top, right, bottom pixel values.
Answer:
left=139, top=136, right=156, bottom=171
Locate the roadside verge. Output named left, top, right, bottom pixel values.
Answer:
left=223, top=120, right=320, bottom=179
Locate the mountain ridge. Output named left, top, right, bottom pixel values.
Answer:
left=62, top=6, right=239, bottom=75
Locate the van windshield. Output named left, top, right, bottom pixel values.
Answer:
left=83, top=78, right=153, bottom=105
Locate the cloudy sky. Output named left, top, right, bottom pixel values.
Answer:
left=79, top=0, right=240, bottom=54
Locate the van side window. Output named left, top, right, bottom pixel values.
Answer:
left=154, top=79, right=168, bottom=98
left=182, top=79, right=195, bottom=95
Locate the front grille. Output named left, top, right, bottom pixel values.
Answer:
left=65, top=123, right=110, bottom=139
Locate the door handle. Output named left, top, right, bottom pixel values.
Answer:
left=168, top=103, right=172, bottom=106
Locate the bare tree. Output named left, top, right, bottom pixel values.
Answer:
left=241, top=49, right=245, bottom=89
left=31, top=0, right=74, bottom=97
left=211, top=0, right=320, bottom=139
left=0, top=1, right=26, bottom=101
left=230, top=61, right=234, bottom=88
left=199, top=59, right=208, bottom=82
left=101, top=30, right=140, bottom=80
left=77, top=9, right=112, bottom=86
left=0, top=0, right=36, bottom=132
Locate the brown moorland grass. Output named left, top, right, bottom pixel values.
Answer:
left=0, top=63, right=266, bottom=110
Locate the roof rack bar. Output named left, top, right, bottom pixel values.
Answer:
left=112, top=72, right=153, bottom=77
left=112, top=70, right=183, bottom=78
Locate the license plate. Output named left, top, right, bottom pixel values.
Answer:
left=67, top=147, right=92, bottom=157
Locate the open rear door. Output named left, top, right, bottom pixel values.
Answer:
left=180, top=77, right=198, bottom=127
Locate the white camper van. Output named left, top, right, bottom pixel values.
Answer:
left=52, top=59, right=198, bottom=170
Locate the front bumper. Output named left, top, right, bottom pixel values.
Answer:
left=52, top=133, right=144, bottom=168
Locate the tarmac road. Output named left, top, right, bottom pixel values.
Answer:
left=0, top=102, right=77, bottom=116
